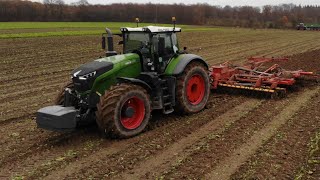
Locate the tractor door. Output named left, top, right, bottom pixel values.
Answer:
left=152, top=33, right=179, bottom=73
left=122, top=32, right=153, bottom=72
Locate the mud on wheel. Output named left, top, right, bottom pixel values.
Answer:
left=96, top=84, right=151, bottom=138
left=176, top=61, right=210, bottom=114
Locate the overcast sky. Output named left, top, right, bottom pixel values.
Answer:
left=30, top=0, right=320, bottom=7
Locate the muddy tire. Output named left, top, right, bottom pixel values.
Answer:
left=54, top=81, right=74, bottom=105
left=175, top=62, right=210, bottom=114
left=96, top=84, right=151, bottom=138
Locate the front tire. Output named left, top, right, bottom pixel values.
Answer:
left=54, top=81, right=74, bottom=105
left=175, top=62, right=210, bottom=114
left=96, top=84, right=151, bottom=138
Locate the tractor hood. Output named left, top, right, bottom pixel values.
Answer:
left=71, top=54, right=138, bottom=78
left=71, top=53, right=140, bottom=92
left=71, top=58, right=114, bottom=93
left=71, top=60, right=113, bottom=78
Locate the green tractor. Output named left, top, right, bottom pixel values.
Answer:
left=36, top=21, right=210, bottom=138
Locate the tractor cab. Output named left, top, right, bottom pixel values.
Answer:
left=120, top=26, right=182, bottom=73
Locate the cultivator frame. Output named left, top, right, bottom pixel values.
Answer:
left=210, top=57, right=319, bottom=98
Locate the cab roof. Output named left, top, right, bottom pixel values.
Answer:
left=120, top=26, right=181, bottom=33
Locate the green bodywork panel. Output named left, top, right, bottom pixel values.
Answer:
left=164, top=53, right=207, bottom=76
left=164, top=55, right=183, bottom=75
left=90, top=53, right=141, bottom=95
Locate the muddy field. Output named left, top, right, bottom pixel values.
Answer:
left=0, top=30, right=319, bottom=179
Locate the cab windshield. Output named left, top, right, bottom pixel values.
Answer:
left=124, top=32, right=150, bottom=53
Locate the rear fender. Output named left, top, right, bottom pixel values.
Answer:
left=164, top=54, right=209, bottom=75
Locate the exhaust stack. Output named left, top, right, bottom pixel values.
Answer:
left=102, top=28, right=117, bottom=57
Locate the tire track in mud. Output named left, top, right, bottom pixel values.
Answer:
left=204, top=39, right=298, bottom=64
left=0, top=68, right=72, bottom=84
left=0, top=52, right=101, bottom=77
left=0, top=92, right=56, bottom=123
left=144, top=87, right=319, bottom=179
left=186, top=29, right=303, bottom=53
left=259, top=40, right=319, bottom=58
left=0, top=128, right=102, bottom=180
left=0, top=81, right=64, bottom=104
left=0, top=116, right=88, bottom=168
left=0, top=94, right=235, bottom=177
left=207, top=41, right=319, bottom=67
left=0, top=118, right=41, bottom=147
left=205, top=36, right=319, bottom=65
left=118, top=98, right=263, bottom=179
left=0, top=73, right=68, bottom=92
left=232, top=90, right=320, bottom=179
left=0, top=50, right=102, bottom=83
left=0, top=36, right=98, bottom=55
left=201, top=30, right=307, bottom=57
left=190, top=33, right=278, bottom=53
left=229, top=39, right=318, bottom=64
left=26, top=95, right=246, bottom=179
left=206, top=87, right=320, bottom=179
left=0, top=49, right=92, bottom=65
left=0, top=48, right=98, bottom=66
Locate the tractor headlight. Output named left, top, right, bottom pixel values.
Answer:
left=79, top=71, right=96, bottom=80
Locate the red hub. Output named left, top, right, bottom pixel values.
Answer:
left=120, top=96, right=145, bottom=130
left=186, top=74, right=205, bottom=105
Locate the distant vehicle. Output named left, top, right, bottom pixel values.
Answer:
left=296, top=23, right=320, bottom=30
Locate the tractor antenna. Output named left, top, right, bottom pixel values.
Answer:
left=135, top=18, right=140, bottom=27
left=172, top=17, right=176, bottom=30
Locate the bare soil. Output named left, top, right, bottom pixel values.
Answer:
left=0, top=31, right=319, bottom=179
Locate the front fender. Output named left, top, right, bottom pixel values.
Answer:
left=164, top=54, right=209, bottom=75
left=117, top=77, right=152, bottom=93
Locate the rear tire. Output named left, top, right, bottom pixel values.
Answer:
left=175, top=62, right=210, bottom=114
left=96, top=84, right=151, bottom=138
left=54, top=81, right=74, bottom=105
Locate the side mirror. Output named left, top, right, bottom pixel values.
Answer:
left=152, top=37, right=158, bottom=53
left=102, top=36, right=106, bottom=49
left=118, top=40, right=123, bottom=45
left=180, top=46, right=188, bottom=54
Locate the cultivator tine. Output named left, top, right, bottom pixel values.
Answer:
left=278, top=89, right=287, bottom=98
left=215, top=83, right=286, bottom=99
left=296, top=76, right=320, bottom=85
left=216, top=82, right=290, bottom=98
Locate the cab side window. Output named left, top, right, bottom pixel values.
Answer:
left=155, top=33, right=174, bottom=56
left=171, top=33, right=179, bottom=53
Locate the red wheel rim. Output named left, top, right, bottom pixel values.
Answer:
left=120, top=96, right=145, bottom=130
left=186, top=74, right=205, bottom=105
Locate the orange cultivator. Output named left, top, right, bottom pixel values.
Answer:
left=210, top=57, right=319, bottom=98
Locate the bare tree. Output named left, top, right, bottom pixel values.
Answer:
left=43, top=0, right=64, bottom=5
left=43, top=0, right=65, bottom=20
left=71, top=0, right=90, bottom=6
left=78, top=0, right=89, bottom=6
left=1, top=1, right=319, bottom=28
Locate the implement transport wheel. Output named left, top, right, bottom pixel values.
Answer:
left=96, top=84, right=151, bottom=138
left=54, top=81, right=74, bottom=105
left=176, top=62, right=210, bottom=114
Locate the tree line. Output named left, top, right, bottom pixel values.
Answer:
left=0, top=0, right=319, bottom=28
